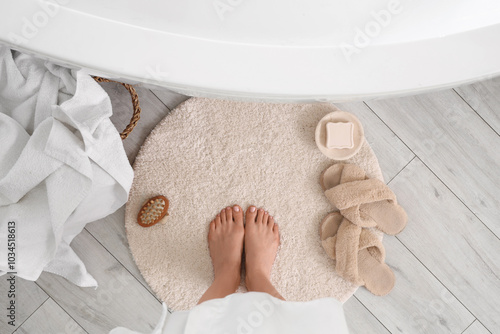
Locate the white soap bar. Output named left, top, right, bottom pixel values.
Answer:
left=326, top=122, right=354, bottom=149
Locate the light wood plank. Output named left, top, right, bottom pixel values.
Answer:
left=0, top=277, right=48, bottom=333
left=463, top=320, right=492, bottom=334
left=366, top=89, right=500, bottom=237
left=36, top=230, right=162, bottom=334
left=14, top=298, right=86, bottom=334
left=343, top=297, right=390, bottom=334
left=99, top=83, right=172, bottom=164
left=355, top=233, right=474, bottom=333
left=389, top=158, right=500, bottom=331
left=85, top=207, right=157, bottom=297
left=150, top=88, right=190, bottom=111
left=454, top=75, right=500, bottom=134
left=336, top=101, right=415, bottom=182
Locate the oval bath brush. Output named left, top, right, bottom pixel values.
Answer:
left=137, top=195, right=169, bottom=227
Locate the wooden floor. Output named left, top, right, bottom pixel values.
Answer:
left=2, top=78, right=499, bottom=334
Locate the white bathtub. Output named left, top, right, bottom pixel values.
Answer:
left=1, top=0, right=500, bottom=102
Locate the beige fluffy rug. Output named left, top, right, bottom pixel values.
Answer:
left=125, top=98, right=383, bottom=310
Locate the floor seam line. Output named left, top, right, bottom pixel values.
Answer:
left=10, top=296, right=50, bottom=334
left=83, top=226, right=164, bottom=304
left=387, top=156, right=416, bottom=185
left=352, top=295, right=393, bottom=333
left=364, top=101, right=499, bottom=241
left=412, top=158, right=500, bottom=242
left=394, top=236, right=479, bottom=327
left=149, top=89, right=173, bottom=112
left=460, top=320, right=475, bottom=334
left=452, top=88, right=500, bottom=137
left=30, top=287, right=90, bottom=334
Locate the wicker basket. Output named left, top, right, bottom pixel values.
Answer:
left=93, top=76, right=141, bottom=140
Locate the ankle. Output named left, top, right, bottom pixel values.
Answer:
left=214, top=266, right=241, bottom=289
left=245, top=270, right=270, bottom=291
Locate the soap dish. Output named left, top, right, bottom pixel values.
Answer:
left=315, top=111, right=364, bottom=160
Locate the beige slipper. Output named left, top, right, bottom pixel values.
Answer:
left=315, top=111, right=365, bottom=160
left=320, top=164, right=407, bottom=235
left=320, top=212, right=395, bottom=296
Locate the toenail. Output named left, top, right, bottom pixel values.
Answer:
left=234, top=206, right=240, bottom=212
left=250, top=206, right=256, bottom=213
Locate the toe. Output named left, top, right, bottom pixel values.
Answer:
left=233, top=205, right=243, bottom=225
left=273, top=223, right=280, bottom=241
left=215, top=214, right=221, bottom=229
left=263, top=211, right=269, bottom=225
left=220, top=209, right=227, bottom=225
left=208, top=220, right=216, bottom=241
left=246, top=206, right=257, bottom=225
left=226, top=206, right=233, bottom=223
left=268, top=216, right=275, bottom=229
left=256, top=208, right=265, bottom=224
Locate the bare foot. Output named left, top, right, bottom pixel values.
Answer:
left=244, top=206, right=280, bottom=292
left=207, top=205, right=245, bottom=291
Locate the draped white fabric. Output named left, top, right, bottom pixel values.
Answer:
left=111, top=292, right=349, bottom=334
left=0, top=47, right=133, bottom=287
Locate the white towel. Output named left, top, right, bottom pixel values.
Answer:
left=0, top=46, right=133, bottom=287
left=110, top=292, right=350, bottom=334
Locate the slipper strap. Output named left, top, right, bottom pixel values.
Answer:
left=325, top=178, right=396, bottom=227
left=358, top=229, right=385, bottom=263
left=322, top=219, right=386, bottom=286
left=333, top=220, right=363, bottom=285
left=339, top=164, right=367, bottom=183
left=320, top=163, right=366, bottom=190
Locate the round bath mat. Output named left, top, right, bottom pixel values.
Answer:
left=125, top=98, right=383, bottom=310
